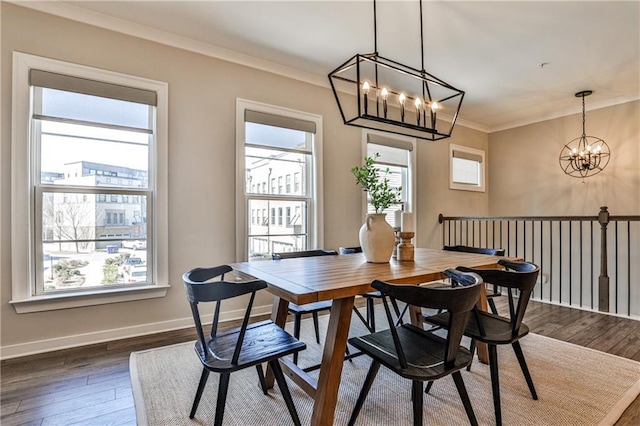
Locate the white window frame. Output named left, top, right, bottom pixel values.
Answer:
left=449, top=143, right=486, bottom=192
left=10, top=52, right=169, bottom=313
left=235, top=99, right=323, bottom=262
left=361, top=129, right=417, bottom=229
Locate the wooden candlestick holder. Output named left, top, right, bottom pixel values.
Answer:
left=397, top=231, right=415, bottom=261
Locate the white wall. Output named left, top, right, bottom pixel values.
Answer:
left=488, top=100, right=640, bottom=216
left=0, top=4, right=489, bottom=357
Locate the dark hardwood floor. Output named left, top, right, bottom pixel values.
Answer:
left=2, top=298, right=639, bottom=425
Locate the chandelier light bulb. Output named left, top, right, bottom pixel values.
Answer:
left=431, top=101, right=440, bottom=111
left=399, top=92, right=406, bottom=122
left=362, top=81, right=370, bottom=94
left=414, top=97, right=422, bottom=126
left=380, top=87, right=389, bottom=118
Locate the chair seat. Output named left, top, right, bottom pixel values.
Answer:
left=426, top=311, right=530, bottom=345
left=196, top=320, right=306, bottom=372
left=287, top=301, right=332, bottom=314
left=348, top=324, right=472, bottom=382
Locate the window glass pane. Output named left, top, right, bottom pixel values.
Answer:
left=247, top=199, right=307, bottom=259
left=245, top=122, right=311, bottom=153
left=245, top=146, right=308, bottom=196
left=39, top=120, right=149, bottom=188
left=452, top=157, right=481, bottom=185
left=42, top=191, right=148, bottom=291
left=248, top=199, right=306, bottom=236
left=39, top=88, right=152, bottom=130
left=248, top=235, right=308, bottom=260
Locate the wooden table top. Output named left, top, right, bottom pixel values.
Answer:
left=231, top=248, right=511, bottom=305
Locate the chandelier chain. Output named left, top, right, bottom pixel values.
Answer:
left=373, top=0, right=378, bottom=54
left=420, top=0, right=425, bottom=72
left=582, top=94, right=586, bottom=137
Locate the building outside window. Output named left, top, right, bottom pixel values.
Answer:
left=236, top=99, right=323, bottom=261
left=294, top=172, right=301, bottom=194
left=10, top=52, right=169, bottom=312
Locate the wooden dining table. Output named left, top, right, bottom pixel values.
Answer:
left=231, top=247, right=513, bottom=426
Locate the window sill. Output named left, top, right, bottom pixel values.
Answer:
left=9, top=284, right=170, bottom=314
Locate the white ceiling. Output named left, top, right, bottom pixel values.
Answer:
left=25, top=1, right=640, bottom=132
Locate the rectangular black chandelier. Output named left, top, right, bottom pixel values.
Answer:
left=328, top=0, right=465, bottom=141
left=329, top=53, right=464, bottom=141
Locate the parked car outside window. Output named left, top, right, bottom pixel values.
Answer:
left=122, top=240, right=147, bottom=250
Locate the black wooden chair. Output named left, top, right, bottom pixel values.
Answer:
left=347, top=269, right=483, bottom=426
left=442, top=245, right=506, bottom=314
left=339, top=246, right=405, bottom=331
left=183, top=265, right=305, bottom=425
left=424, top=259, right=540, bottom=426
left=272, top=249, right=338, bottom=364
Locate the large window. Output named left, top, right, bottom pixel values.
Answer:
left=236, top=99, right=323, bottom=261
left=11, top=53, right=168, bottom=312
left=364, top=131, right=416, bottom=228
left=449, top=143, right=486, bottom=192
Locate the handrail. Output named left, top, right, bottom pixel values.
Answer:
left=439, top=212, right=639, bottom=222
left=438, top=206, right=639, bottom=318
left=439, top=213, right=598, bottom=222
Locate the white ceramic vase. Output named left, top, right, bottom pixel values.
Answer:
left=359, top=213, right=395, bottom=263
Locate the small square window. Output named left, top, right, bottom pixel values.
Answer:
left=449, top=144, right=485, bottom=192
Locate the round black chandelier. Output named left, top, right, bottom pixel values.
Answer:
left=559, top=90, right=610, bottom=179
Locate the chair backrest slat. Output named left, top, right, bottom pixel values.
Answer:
left=442, top=245, right=505, bottom=256
left=339, top=246, right=362, bottom=255
left=372, top=269, right=482, bottom=367
left=272, top=249, right=338, bottom=260
left=183, top=266, right=268, bottom=365
left=456, top=260, right=539, bottom=336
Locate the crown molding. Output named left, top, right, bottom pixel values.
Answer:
left=9, top=1, right=491, bottom=134
left=9, top=1, right=328, bottom=88
left=453, top=117, right=489, bottom=133
left=489, top=93, right=640, bottom=133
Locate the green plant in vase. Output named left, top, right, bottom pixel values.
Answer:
left=351, top=153, right=402, bottom=213
left=352, top=153, right=402, bottom=263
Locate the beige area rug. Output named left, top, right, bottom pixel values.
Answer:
left=130, top=312, right=640, bottom=426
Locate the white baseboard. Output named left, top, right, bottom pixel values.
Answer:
left=0, top=303, right=274, bottom=360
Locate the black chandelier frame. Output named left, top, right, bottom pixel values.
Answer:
left=328, top=0, right=464, bottom=141
left=559, top=90, right=610, bottom=179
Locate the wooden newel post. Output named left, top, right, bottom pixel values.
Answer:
left=598, top=206, right=610, bottom=313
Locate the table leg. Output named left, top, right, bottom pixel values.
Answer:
left=265, top=295, right=290, bottom=389
left=476, top=285, right=489, bottom=364
left=409, top=304, right=424, bottom=325
left=311, top=296, right=355, bottom=426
